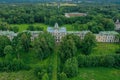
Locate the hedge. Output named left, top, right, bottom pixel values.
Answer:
left=77, top=54, right=120, bottom=68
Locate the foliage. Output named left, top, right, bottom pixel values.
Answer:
left=82, top=32, right=96, bottom=55
left=59, top=34, right=81, bottom=62
left=64, top=57, right=78, bottom=78
left=27, top=25, right=44, bottom=31
left=33, top=32, right=55, bottom=60
left=0, top=22, right=19, bottom=32
left=0, top=58, right=30, bottom=72
left=12, top=32, right=31, bottom=53
left=0, top=4, right=118, bottom=33
left=67, top=67, right=120, bottom=80
left=77, top=54, right=120, bottom=67
left=0, top=36, right=11, bottom=57
left=58, top=72, right=68, bottom=80
left=42, top=73, right=49, bottom=80
left=4, top=45, right=13, bottom=55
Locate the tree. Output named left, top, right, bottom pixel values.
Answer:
left=0, top=36, right=11, bottom=57
left=64, top=57, right=78, bottom=78
left=20, top=32, right=31, bottom=52
left=115, top=34, right=120, bottom=54
left=42, top=73, right=49, bottom=80
left=59, top=72, right=67, bottom=80
left=82, top=32, right=96, bottom=55
left=27, top=25, right=35, bottom=31
left=59, top=35, right=77, bottom=62
left=4, top=45, right=13, bottom=55
left=34, top=32, right=55, bottom=60
left=12, top=32, right=31, bottom=53
left=12, top=26, right=19, bottom=33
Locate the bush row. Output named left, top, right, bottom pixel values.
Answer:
left=77, top=54, right=120, bottom=68
left=0, top=58, right=30, bottom=72
left=34, top=65, right=53, bottom=80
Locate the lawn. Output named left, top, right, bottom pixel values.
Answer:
left=91, top=43, right=119, bottom=55
left=0, top=68, right=119, bottom=80
left=10, top=23, right=48, bottom=32
left=0, top=70, right=38, bottom=80
left=10, top=23, right=78, bottom=32
left=63, top=24, right=77, bottom=31
left=69, top=67, right=120, bottom=80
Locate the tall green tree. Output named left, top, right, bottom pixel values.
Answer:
left=4, top=45, right=13, bottom=55
left=64, top=57, right=78, bottom=78
left=12, top=32, right=31, bottom=53
left=82, top=32, right=96, bottom=55
left=0, top=36, right=11, bottom=57
left=34, top=32, right=55, bottom=60
left=59, top=34, right=79, bottom=62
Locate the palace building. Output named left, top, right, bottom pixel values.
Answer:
left=0, top=23, right=119, bottom=43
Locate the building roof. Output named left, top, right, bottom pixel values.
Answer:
left=65, top=12, right=87, bottom=18
left=0, top=31, right=17, bottom=36
left=99, top=31, right=119, bottom=35
left=47, top=23, right=66, bottom=33
left=67, top=31, right=90, bottom=34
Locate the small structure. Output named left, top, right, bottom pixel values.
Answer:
left=28, top=31, right=43, bottom=41
left=0, top=31, right=17, bottom=40
left=67, top=31, right=90, bottom=39
left=47, top=23, right=90, bottom=42
left=65, top=12, right=87, bottom=18
left=47, top=23, right=66, bottom=42
left=95, top=31, right=119, bottom=42
left=115, top=19, right=120, bottom=30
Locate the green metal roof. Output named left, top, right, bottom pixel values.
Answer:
left=99, top=31, right=119, bottom=35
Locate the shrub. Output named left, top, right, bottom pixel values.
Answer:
left=102, top=55, right=115, bottom=67
left=77, top=54, right=119, bottom=68
left=64, top=57, right=78, bottom=78
left=58, top=72, right=68, bottom=80
left=34, top=66, right=47, bottom=79
left=42, top=73, right=49, bottom=80
left=0, top=58, right=30, bottom=72
left=114, top=54, right=120, bottom=67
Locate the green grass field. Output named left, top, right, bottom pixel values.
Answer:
left=10, top=23, right=48, bottom=32
left=91, top=43, right=119, bottom=55
left=10, top=23, right=78, bottom=32
left=0, top=68, right=119, bottom=80
left=69, top=67, right=120, bottom=80
left=0, top=70, right=38, bottom=80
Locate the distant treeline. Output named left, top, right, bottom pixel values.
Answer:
left=0, top=0, right=120, bottom=3
left=0, top=4, right=120, bottom=33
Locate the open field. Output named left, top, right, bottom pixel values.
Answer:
left=91, top=43, right=119, bottom=55
left=69, top=67, right=120, bottom=80
left=10, top=23, right=48, bottom=32
left=10, top=23, right=77, bottom=32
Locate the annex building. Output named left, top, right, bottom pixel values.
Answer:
left=0, top=23, right=119, bottom=43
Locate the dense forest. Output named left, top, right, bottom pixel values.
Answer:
left=0, top=0, right=120, bottom=3
left=0, top=3, right=120, bottom=33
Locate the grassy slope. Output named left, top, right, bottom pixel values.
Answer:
left=69, top=68, right=120, bottom=80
